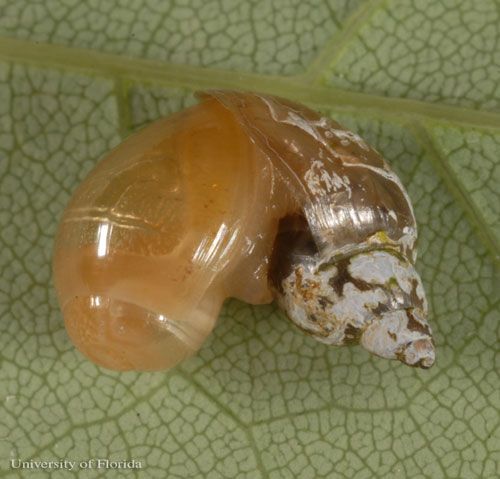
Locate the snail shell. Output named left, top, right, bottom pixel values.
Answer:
left=53, top=90, right=435, bottom=371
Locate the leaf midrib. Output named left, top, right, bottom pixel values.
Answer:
left=1, top=36, right=499, bottom=131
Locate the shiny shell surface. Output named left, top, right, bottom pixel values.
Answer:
left=53, top=90, right=434, bottom=371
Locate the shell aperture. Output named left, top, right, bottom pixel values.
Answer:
left=53, top=90, right=435, bottom=371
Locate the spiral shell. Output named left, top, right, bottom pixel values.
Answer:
left=53, top=90, right=435, bottom=371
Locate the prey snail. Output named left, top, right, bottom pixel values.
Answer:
left=53, top=90, right=435, bottom=371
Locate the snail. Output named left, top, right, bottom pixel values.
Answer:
left=53, top=90, right=435, bottom=372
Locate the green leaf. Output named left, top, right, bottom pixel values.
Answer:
left=0, top=1, right=498, bottom=478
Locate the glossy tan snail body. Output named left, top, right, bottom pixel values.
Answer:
left=53, top=91, right=435, bottom=371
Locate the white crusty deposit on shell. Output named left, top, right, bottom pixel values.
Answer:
left=276, top=248, right=435, bottom=368
left=304, top=159, right=351, bottom=196
left=360, top=309, right=435, bottom=368
left=349, top=250, right=426, bottom=305
left=327, top=128, right=370, bottom=151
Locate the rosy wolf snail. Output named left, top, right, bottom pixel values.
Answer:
left=53, top=90, right=435, bottom=371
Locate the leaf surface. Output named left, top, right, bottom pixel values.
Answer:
left=0, top=1, right=499, bottom=478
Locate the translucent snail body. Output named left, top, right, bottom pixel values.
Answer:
left=53, top=91, right=435, bottom=371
